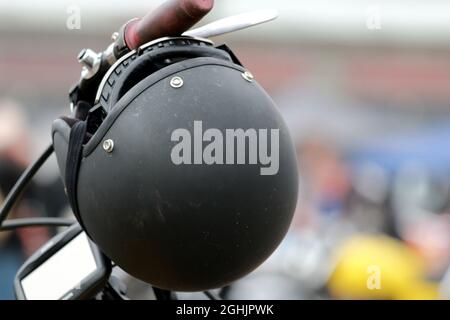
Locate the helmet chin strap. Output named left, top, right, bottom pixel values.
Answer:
left=64, top=120, right=90, bottom=236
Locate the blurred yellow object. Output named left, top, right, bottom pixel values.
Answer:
left=327, top=234, right=439, bottom=300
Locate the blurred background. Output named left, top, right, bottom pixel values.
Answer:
left=1, top=0, right=450, bottom=299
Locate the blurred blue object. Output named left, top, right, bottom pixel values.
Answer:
left=0, top=247, right=22, bottom=300
left=348, top=121, right=450, bottom=173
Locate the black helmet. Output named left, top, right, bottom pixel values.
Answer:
left=52, top=37, right=298, bottom=291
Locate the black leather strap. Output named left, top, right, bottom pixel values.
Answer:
left=65, top=120, right=87, bottom=229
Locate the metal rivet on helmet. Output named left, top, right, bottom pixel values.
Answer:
left=102, top=139, right=114, bottom=153
left=170, top=76, right=184, bottom=88
left=242, top=71, right=254, bottom=82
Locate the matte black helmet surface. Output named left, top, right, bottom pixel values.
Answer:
left=53, top=37, right=298, bottom=291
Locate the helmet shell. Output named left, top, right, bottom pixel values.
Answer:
left=77, top=57, right=298, bottom=291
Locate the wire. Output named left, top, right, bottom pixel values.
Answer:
left=0, top=217, right=76, bottom=231
left=0, top=144, right=54, bottom=227
left=203, top=290, right=221, bottom=300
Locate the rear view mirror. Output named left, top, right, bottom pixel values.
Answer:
left=14, top=223, right=111, bottom=300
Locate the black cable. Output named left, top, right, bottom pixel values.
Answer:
left=0, top=144, right=54, bottom=227
left=0, top=217, right=76, bottom=231
left=203, top=290, right=221, bottom=300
